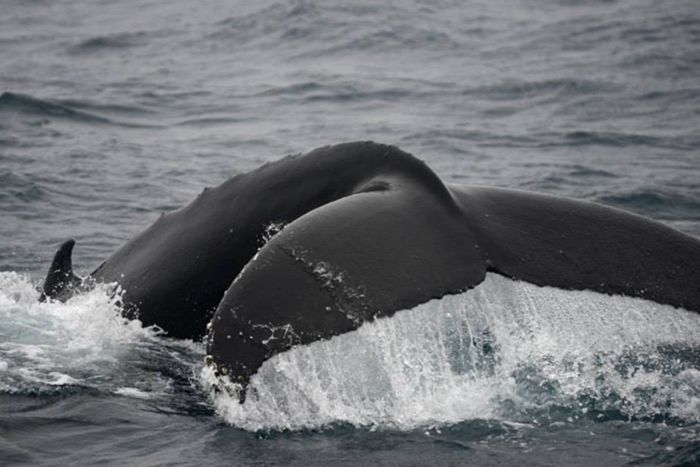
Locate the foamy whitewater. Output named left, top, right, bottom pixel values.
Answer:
left=0, top=273, right=162, bottom=393
left=3, top=272, right=699, bottom=435
left=202, top=274, right=700, bottom=431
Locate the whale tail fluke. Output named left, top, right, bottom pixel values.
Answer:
left=40, top=239, right=83, bottom=302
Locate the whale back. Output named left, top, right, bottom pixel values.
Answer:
left=90, top=142, right=459, bottom=338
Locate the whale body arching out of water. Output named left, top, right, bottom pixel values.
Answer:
left=42, top=142, right=700, bottom=395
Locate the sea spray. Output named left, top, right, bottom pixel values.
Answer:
left=203, top=274, right=700, bottom=431
left=0, top=272, right=161, bottom=392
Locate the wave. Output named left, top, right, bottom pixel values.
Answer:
left=174, top=116, right=246, bottom=127
left=402, top=127, right=685, bottom=150
left=494, top=130, right=691, bottom=149
left=597, top=189, right=700, bottom=221
left=0, top=92, right=157, bottom=128
left=203, top=274, right=700, bottom=431
left=567, top=165, right=618, bottom=178
left=0, top=171, right=47, bottom=203
left=259, top=81, right=414, bottom=104
left=0, top=92, right=113, bottom=124
left=465, top=79, right=619, bottom=102
left=68, top=31, right=152, bottom=54
left=210, top=1, right=456, bottom=55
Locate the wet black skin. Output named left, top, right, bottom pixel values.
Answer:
left=42, top=142, right=700, bottom=396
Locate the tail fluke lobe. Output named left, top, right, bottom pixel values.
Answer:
left=40, top=239, right=83, bottom=302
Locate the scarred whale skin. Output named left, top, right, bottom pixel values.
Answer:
left=42, top=142, right=700, bottom=393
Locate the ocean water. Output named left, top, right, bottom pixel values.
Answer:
left=1, top=0, right=699, bottom=465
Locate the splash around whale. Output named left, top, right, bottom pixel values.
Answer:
left=41, top=142, right=700, bottom=399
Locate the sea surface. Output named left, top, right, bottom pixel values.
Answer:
left=1, top=0, right=699, bottom=465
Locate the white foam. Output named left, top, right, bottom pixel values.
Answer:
left=113, top=387, right=155, bottom=399
left=202, top=274, right=700, bottom=431
left=0, top=271, right=162, bottom=390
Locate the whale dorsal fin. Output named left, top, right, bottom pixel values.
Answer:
left=40, top=239, right=82, bottom=302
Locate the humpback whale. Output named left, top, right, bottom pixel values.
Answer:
left=41, top=142, right=700, bottom=396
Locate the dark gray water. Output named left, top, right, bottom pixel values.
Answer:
left=1, top=0, right=699, bottom=465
